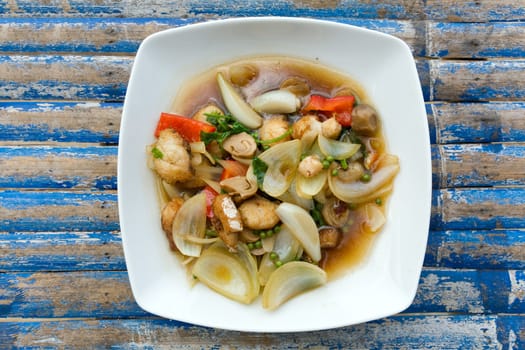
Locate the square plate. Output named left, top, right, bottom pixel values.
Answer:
left=118, top=17, right=431, bottom=332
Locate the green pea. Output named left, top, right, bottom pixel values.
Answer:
left=247, top=242, right=255, bottom=250
left=259, top=232, right=267, bottom=239
left=255, top=240, right=262, bottom=249
left=331, top=168, right=339, bottom=176
left=273, top=225, right=281, bottom=233
left=375, top=198, right=383, bottom=206
left=361, top=173, right=371, bottom=182
left=274, top=260, right=283, bottom=267
left=270, top=252, right=279, bottom=261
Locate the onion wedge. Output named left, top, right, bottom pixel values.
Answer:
left=192, top=241, right=258, bottom=304
left=262, top=261, right=327, bottom=310
left=275, top=202, right=321, bottom=262
left=217, top=72, right=262, bottom=129
left=328, top=157, right=399, bottom=203
left=258, top=225, right=302, bottom=286
left=295, top=170, right=327, bottom=198
left=171, top=192, right=207, bottom=257
left=249, top=89, right=300, bottom=114
left=318, top=133, right=360, bottom=160
left=258, top=139, right=302, bottom=197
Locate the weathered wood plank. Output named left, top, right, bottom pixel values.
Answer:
left=0, top=271, right=147, bottom=318
left=2, top=143, right=523, bottom=191
left=2, top=56, right=523, bottom=102
left=427, top=21, right=525, bottom=59
left=430, top=60, right=525, bottom=102
left=425, top=0, right=525, bottom=22
left=0, top=17, right=425, bottom=56
left=3, top=102, right=524, bottom=145
left=0, top=0, right=427, bottom=20
left=0, top=146, right=117, bottom=189
left=0, top=269, right=521, bottom=319
left=0, top=231, right=125, bottom=272
left=1, top=315, right=522, bottom=349
left=425, top=230, right=525, bottom=270
left=0, top=102, right=121, bottom=143
left=427, top=102, right=525, bottom=144
left=2, top=229, right=523, bottom=272
left=1, top=188, right=524, bottom=232
left=432, top=188, right=525, bottom=230
left=4, top=18, right=525, bottom=60
left=0, top=190, right=119, bottom=232
left=0, top=55, right=132, bottom=100
left=1, top=1, right=524, bottom=21
left=432, top=143, right=525, bottom=188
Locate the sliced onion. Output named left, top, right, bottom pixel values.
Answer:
left=192, top=241, right=258, bottom=304
left=258, top=139, right=302, bottom=197
left=277, top=179, right=314, bottom=211
left=194, top=162, right=223, bottom=182
left=363, top=203, right=386, bottom=233
left=262, top=261, right=327, bottom=310
left=217, top=72, right=262, bottom=129
left=295, top=170, right=327, bottom=198
left=258, top=225, right=302, bottom=286
left=328, top=157, right=399, bottom=203
left=172, top=192, right=207, bottom=257
left=249, top=89, right=300, bottom=114
left=190, top=141, right=216, bottom=164
left=318, top=133, right=360, bottom=160
left=275, top=202, right=321, bottom=262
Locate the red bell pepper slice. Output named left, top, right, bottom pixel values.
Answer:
left=202, top=185, right=218, bottom=218
left=219, top=160, right=248, bottom=180
left=154, top=112, right=216, bottom=142
left=302, top=95, right=355, bottom=127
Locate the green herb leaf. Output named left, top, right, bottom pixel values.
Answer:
left=151, top=147, right=163, bottom=159
left=252, top=157, right=269, bottom=188
left=201, top=112, right=252, bottom=147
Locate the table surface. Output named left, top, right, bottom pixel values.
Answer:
left=1, top=1, right=524, bottom=348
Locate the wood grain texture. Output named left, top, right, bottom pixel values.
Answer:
left=0, top=146, right=117, bottom=189
left=2, top=56, right=525, bottom=102
left=0, top=102, right=121, bottom=143
left=0, top=190, right=119, bottom=231
left=1, top=1, right=524, bottom=21
left=0, top=231, right=125, bottom=272
left=426, top=230, right=525, bottom=270
left=0, top=269, right=521, bottom=319
left=428, top=102, right=525, bottom=144
left=1, top=316, right=523, bottom=349
left=0, top=55, right=131, bottom=100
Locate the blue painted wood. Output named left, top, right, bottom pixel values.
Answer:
left=425, top=230, right=525, bottom=269
left=0, top=55, right=132, bottom=101
left=428, top=102, right=525, bottom=144
left=431, top=188, right=525, bottom=230
left=0, top=17, right=425, bottom=56
left=0, top=101, right=121, bottom=143
left=1, top=315, right=523, bottom=348
left=0, top=146, right=117, bottom=189
left=0, top=190, right=119, bottom=232
left=0, top=232, right=125, bottom=272
left=0, top=269, right=520, bottom=319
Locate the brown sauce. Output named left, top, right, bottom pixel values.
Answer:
left=169, top=56, right=391, bottom=280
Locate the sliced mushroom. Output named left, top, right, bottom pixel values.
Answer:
left=220, top=175, right=258, bottom=200
left=238, top=197, right=280, bottom=230
left=212, top=194, right=243, bottom=250
left=319, top=227, right=341, bottom=249
left=192, top=103, right=223, bottom=124
left=223, top=132, right=257, bottom=158
left=321, top=196, right=351, bottom=228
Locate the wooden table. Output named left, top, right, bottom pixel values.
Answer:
left=1, top=1, right=524, bottom=348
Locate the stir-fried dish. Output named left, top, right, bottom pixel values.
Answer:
left=147, top=57, right=399, bottom=310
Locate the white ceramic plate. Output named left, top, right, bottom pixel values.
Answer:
left=118, top=17, right=431, bottom=332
